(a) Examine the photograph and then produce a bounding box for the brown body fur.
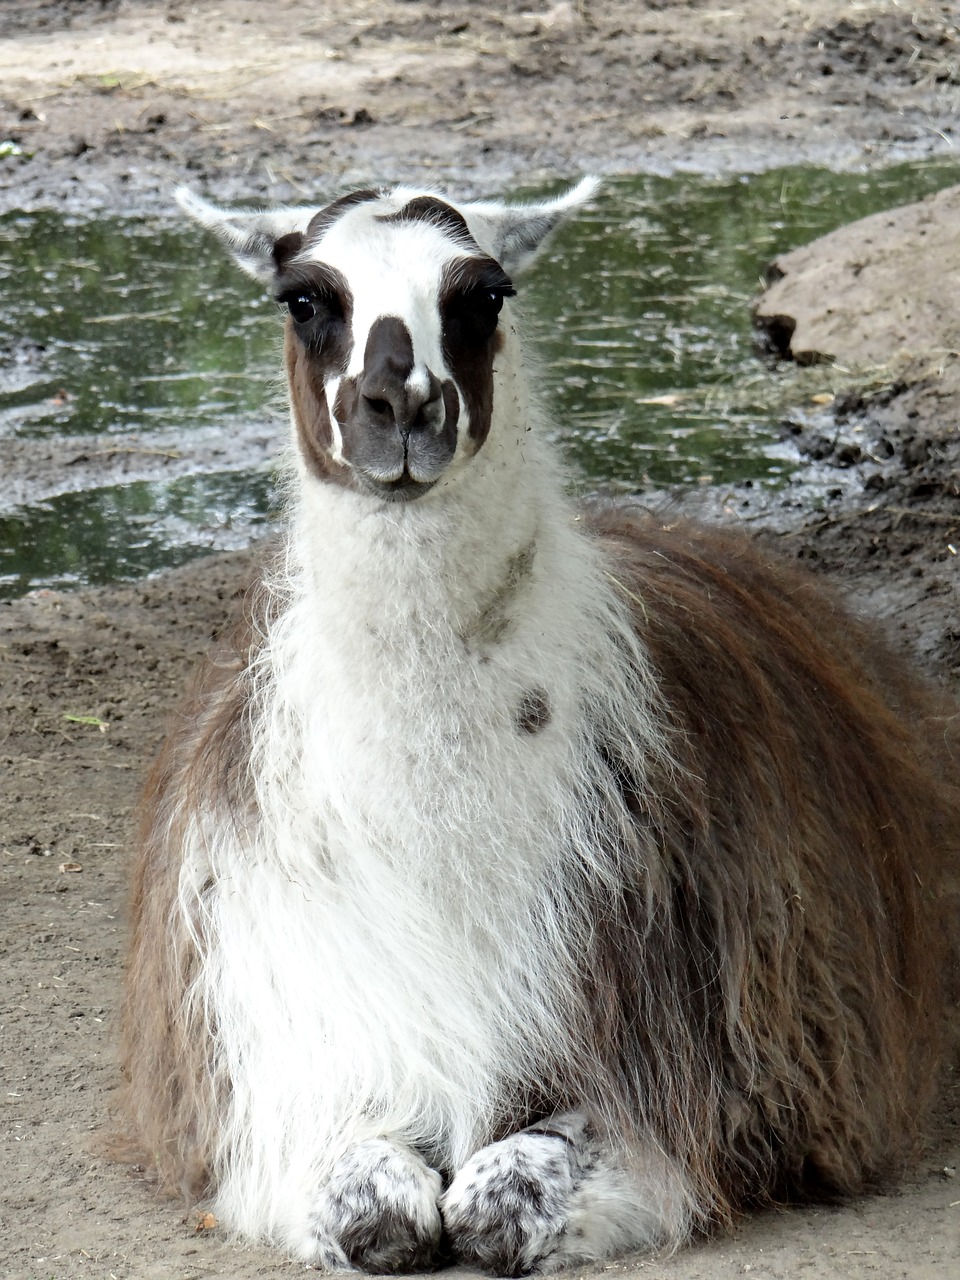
[578,508,956,1220]
[122,507,959,1231]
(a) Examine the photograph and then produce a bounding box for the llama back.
[580,505,956,1215]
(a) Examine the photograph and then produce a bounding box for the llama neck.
[250,425,670,900]
[287,417,568,648]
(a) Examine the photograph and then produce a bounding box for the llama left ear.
[464,177,601,273]
[176,188,318,285]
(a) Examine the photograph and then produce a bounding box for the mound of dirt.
[748,182,960,686]
[754,182,960,365]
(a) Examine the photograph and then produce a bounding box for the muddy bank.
[749,183,960,681]
[2,4,960,1279]
[755,181,960,365]
[0,1,959,213]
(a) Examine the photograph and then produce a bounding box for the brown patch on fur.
[283,325,350,487]
[278,262,355,486]
[377,195,481,252]
[304,188,380,246]
[569,506,960,1228]
[272,231,304,273]
[516,688,551,735]
[441,378,460,435]
[461,541,536,649]
[440,256,515,448]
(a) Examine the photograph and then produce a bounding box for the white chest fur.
[180,442,666,1239]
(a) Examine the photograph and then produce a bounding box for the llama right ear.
[465,177,601,273]
[176,188,317,285]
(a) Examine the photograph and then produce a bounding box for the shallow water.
[2,161,959,597]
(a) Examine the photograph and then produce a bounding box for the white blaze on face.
[313,213,458,393]
[324,375,346,463]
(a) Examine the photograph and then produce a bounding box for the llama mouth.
[358,470,439,503]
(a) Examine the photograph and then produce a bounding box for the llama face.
[178,178,599,500]
[275,191,516,499]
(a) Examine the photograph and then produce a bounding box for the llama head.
[178,179,598,501]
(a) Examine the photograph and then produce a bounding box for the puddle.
[0,471,277,596]
[2,161,959,598]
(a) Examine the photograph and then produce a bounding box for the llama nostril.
[365,397,393,419]
[413,392,443,431]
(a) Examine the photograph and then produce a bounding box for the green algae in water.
[0,210,278,438]
[2,160,959,597]
[525,160,960,487]
[0,471,276,597]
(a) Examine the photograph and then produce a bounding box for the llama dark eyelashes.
[281,290,345,326]
[122,179,959,1275]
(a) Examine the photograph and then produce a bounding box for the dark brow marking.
[274,262,352,309]
[376,196,482,252]
[443,255,516,297]
[304,189,381,246]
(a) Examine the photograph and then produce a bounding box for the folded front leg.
[440,1112,692,1276]
[297,1137,443,1273]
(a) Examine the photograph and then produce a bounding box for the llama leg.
[294,1137,443,1273]
[440,1112,692,1276]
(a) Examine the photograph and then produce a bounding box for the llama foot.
[441,1114,692,1276]
[440,1125,583,1276]
[307,1138,443,1273]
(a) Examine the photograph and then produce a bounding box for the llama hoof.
[308,1138,443,1274]
[441,1131,578,1276]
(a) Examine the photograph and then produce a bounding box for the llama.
[124,178,958,1276]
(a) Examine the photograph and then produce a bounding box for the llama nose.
[360,369,445,439]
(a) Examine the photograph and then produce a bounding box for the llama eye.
[279,288,344,326]
[448,286,514,341]
[286,293,318,325]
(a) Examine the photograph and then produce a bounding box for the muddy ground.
[2,2,960,1278]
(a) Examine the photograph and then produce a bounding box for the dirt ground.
[2,2,960,1278]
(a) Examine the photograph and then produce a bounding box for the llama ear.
[176,188,317,285]
[465,177,601,273]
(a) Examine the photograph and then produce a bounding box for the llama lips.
[361,469,437,502]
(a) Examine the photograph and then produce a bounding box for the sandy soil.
[1,0,959,211]
[1,3,960,1279]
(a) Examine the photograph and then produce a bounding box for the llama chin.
[122,179,959,1276]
